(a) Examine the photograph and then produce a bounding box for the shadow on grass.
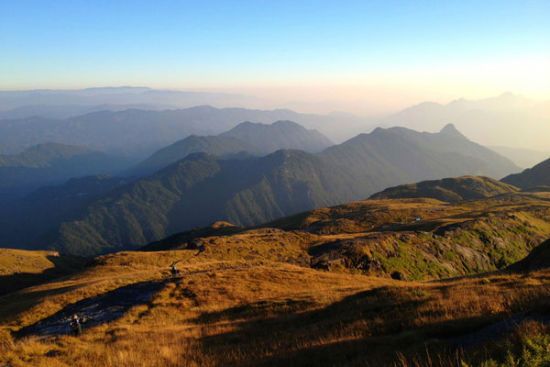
[15,280,166,338]
[193,286,545,367]
[0,255,88,296]
[0,283,84,324]
[196,299,317,324]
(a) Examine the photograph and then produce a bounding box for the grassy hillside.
[0,239,548,367]
[369,176,519,203]
[150,192,550,280]
[1,190,549,366]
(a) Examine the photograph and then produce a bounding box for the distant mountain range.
[502,158,550,190]
[132,120,333,175]
[0,103,171,120]
[384,93,550,151]
[2,123,519,256]
[0,106,368,157]
[0,143,130,200]
[0,87,251,112]
[2,89,547,155]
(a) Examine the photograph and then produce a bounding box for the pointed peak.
[371,126,386,134]
[439,123,462,136]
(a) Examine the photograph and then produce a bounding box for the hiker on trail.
[168,245,206,279]
[69,314,82,336]
[170,263,180,278]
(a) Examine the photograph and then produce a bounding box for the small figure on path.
[170,263,180,278]
[69,314,82,336]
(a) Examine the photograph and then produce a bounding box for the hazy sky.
[1,0,549,113]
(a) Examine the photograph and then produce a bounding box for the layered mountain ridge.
[132,120,333,175]
[17,123,520,256]
[0,143,129,200]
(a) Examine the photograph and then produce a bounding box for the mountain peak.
[439,123,462,136]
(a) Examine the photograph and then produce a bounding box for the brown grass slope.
[148,192,550,280]
[1,192,550,366]
[0,244,548,367]
[0,249,86,296]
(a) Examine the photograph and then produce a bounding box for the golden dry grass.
[0,246,548,366]
[0,248,86,296]
[1,193,550,366]
[0,249,63,276]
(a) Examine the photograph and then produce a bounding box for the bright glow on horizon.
[1,0,549,114]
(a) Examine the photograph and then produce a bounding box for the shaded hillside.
[507,238,550,272]
[369,176,518,202]
[52,151,351,255]
[0,175,128,247]
[502,158,550,190]
[0,143,130,200]
[131,135,257,175]
[0,143,92,167]
[132,120,332,175]
[319,125,518,197]
[18,125,522,256]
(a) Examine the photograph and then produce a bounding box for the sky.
[1,0,549,114]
